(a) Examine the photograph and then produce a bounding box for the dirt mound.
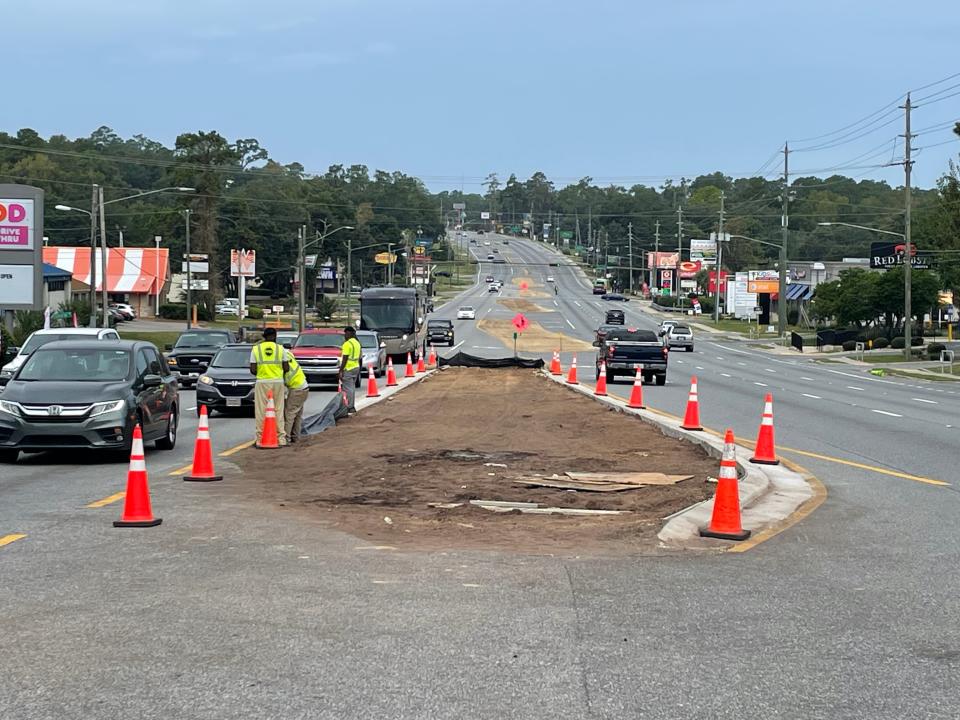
[233,368,717,554]
[498,299,548,313]
[476,318,594,352]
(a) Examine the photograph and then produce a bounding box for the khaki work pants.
[255,380,286,445]
[284,386,309,442]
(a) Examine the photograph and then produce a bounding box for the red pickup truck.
[291,328,359,388]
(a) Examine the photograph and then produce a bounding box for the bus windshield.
[361,299,416,333]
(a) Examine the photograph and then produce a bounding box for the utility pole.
[715,191,725,323]
[184,209,192,329]
[902,93,914,360]
[97,186,109,328]
[653,220,660,294]
[676,206,684,296]
[346,234,353,324]
[298,225,306,331]
[779,142,790,337]
[89,184,98,327]
[627,222,634,295]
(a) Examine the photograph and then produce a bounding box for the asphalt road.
[2,231,959,719]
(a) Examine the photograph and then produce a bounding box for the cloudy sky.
[9,0,959,188]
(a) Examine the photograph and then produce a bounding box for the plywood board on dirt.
[514,478,646,492]
[565,472,692,486]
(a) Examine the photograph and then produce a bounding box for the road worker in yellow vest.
[249,327,290,447]
[283,351,309,443]
[339,326,363,414]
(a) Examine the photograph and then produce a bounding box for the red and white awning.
[42,247,169,295]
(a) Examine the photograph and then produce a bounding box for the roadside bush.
[841,340,857,351]
[911,335,924,346]
[247,306,264,320]
[159,303,213,322]
[12,310,44,345]
[787,308,800,326]
[871,337,889,349]
[927,342,947,359]
[891,337,905,349]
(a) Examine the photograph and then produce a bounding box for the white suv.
[0,328,120,386]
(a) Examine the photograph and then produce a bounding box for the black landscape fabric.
[438,352,544,369]
[300,390,349,436]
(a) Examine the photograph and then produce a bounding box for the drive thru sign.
[512,313,529,332]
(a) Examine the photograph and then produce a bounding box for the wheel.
[687,346,694,352]
[656,374,667,386]
[155,408,178,450]
[0,449,18,463]
[606,370,614,384]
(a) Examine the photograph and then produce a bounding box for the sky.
[7,0,960,190]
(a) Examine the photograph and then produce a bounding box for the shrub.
[927,343,947,359]
[871,337,889,349]
[891,337,905,349]
[787,308,800,326]
[159,303,213,321]
[842,340,857,351]
[911,335,923,346]
[247,306,264,320]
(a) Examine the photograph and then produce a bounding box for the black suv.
[0,340,179,461]
[427,319,455,346]
[196,344,256,417]
[605,309,625,325]
[165,329,235,387]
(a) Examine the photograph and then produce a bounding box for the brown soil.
[497,298,549,314]
[233,368,718,555]
[476,318,594,352]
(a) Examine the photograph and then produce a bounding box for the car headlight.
[167,357,177,365]
[0,400,20,416]
[198,375,214,385]
[89,400,126,417]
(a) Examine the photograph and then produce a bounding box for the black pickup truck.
[594,327,668,386]
[165,329,236,387]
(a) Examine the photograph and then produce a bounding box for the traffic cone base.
[114,425,162,527]
[258,391,281,449]
[566,355,579,385]
[185,406,223,482]
[700,429,750,541]
[367,363,381,398]
[627,367,645,409]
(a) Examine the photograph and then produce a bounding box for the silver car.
[357,330,387,377]
[666,324,694,352]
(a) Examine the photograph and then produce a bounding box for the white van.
[0,328,120,386]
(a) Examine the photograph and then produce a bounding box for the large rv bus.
[358,287,428,360]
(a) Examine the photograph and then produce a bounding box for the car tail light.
[608,345,616,357]
[662,346,669,358]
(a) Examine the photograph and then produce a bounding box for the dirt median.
[233,368,718,554]
[476,318,594,352]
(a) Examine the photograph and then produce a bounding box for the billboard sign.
[647,251,680,269]
[660,269,673,288]
[374,252,397,265]
[748,269,780,294]
[230,249,256,277]
[0,264,34,304]
[870,241,931,269]
[690,238,717,266]
[480,211,490,220]
[729,271,758,318]
[452,203,466,211]
[678,260,702,279]
[0,199,34,249]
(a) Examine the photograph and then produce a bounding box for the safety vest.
[254,341,285,381]
[284,354,307,389]
[342,337,362,372]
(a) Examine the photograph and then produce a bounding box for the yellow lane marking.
[168,464,192,476]
[777,447,949,487]
[86,492,126,508]
[0,533,27,548]
[219,440,255,457]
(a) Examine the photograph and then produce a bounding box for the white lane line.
[825,367,898,385]
[802,393,822,399]
[710,343,752,356]
[695,366,704,370]
[185,405,196,411]
[871,409,902,418]
[448,341,464,352]
[846,385,864,391]
[753,382,768,387]
[676,360,685,364]
[553,300,559,307]
[764,368,776,373]
[737,362,747,366]
[715,356,724,361]
[720,372,732,378]
[574,301,583,308]
[564,317,576,330]
[913,398,938,404]
[801,376,815,381]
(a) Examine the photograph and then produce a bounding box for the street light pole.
[89,185,98,327]
[184,209,192,329]
[298,225,307,331]
[779,142,790,337]
[715,191,725,324]
[346,235,353,323]
[902,93,914,360]
[98,186,109,328]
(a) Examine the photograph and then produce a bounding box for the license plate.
[226,398,242,407]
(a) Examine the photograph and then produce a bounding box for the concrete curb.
[541,369,814,549]
[355,367,438,413]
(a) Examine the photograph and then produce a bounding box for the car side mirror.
[592,340,600,347]
[165,344,173,351]
[283,343,292,349]
[142,374,162,388]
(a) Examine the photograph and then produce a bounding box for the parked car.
[1,328,120,387]
[357,330,387,377]
[109,303,136,320]
[0,339,179,462]
[605,309,625,325]
[427,320,455,347]
[457,306,476,320]
[292,329,357,388]
[196,344,256,417]
[164,329,236,387]
[215,304,240,316]
[601,293,629,302]
[595,327,668,386]
[665,324,694,352]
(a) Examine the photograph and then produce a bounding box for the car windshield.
[175,332,230,348]
[357,334,379,349]
[672,326,692,335]
[460,307,474,312]
[606,329,658,342]
[295,334,343,348]
[429,321,452,328]
[212,348,253,368]
[19,348,131,381]
[21,333,100,354]
[360,299,416,333]
[277,334,298,345]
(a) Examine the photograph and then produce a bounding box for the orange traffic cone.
[627,366,645,409]
[258,390,281,449]
[750,393,780,465]
[594,361,608,396]
[549,350,562,376]
[428,345,437,366]
[386,357,398,387]
[700,429,751,540]
[366,363,380,398]
[680,376,703,431]
[566,354,579,385]
[113,424,162,527]
[184,405,223,482]
[405,352,415,378]
[416,349,426,374]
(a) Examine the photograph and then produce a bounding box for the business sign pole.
[0,185,44,334]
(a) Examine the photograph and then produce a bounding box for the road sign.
[374,252,397,265]
[453,203,466,211]
[512,313,529,332]
[272,305,284,313]
[230,249,256,277]
[182,261,209,273]
[480,212,490,220]
[304,255,318,269]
